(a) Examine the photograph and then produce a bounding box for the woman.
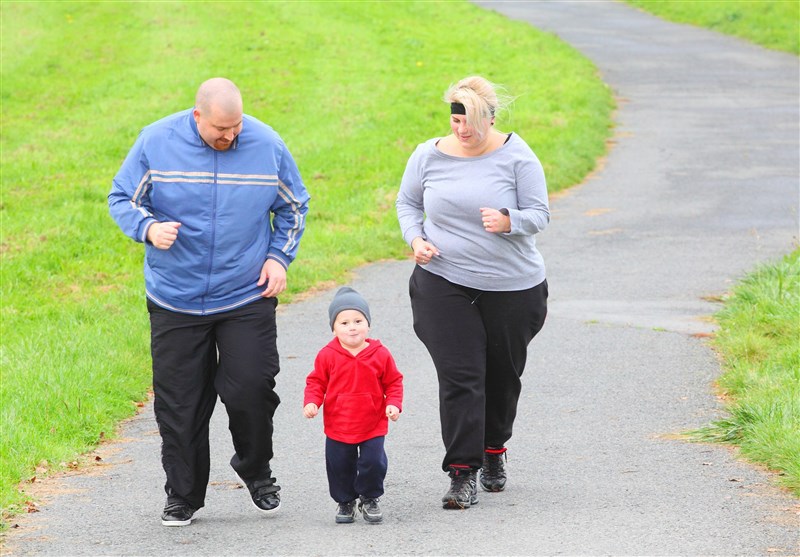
[396,76,549,510]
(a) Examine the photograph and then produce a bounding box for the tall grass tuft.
[691,250,800,495]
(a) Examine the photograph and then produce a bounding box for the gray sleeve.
[506,147,550,236]
[396,144,426,246]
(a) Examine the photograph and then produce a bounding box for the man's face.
[193,105,242,151]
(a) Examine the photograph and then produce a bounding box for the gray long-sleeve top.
[396,133,549,291]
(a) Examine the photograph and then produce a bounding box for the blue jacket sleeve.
[267,141,310,268]
[108,133,156,243]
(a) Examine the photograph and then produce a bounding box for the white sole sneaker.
[161,516,193,527]
[161,507,197,527]
[234,472,281,515]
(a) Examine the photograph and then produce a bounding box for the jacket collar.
[187,108,239,150]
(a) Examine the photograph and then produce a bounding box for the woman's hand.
[411,237,439,265]
[480,207,511,233]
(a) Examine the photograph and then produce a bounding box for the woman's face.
[450,114,490,149]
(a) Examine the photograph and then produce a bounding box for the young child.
[303,287,404,524]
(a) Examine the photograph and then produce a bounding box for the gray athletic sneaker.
[442,466,478,509]
[358,497,383,524]
[480,447,508,492]
[335,500,357,523]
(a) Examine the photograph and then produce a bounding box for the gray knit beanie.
[328,287,371,330]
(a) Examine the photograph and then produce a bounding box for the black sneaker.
[442,466,478,509]
[358,497,383,524]
[335,500,357,523]
[235,472,281,515]
[480,447,507,492]
[161,501,196,527]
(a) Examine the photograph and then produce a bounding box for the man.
[109,78,309,527]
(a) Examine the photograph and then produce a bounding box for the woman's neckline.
[434,132,513,160]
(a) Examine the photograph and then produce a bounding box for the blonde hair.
[444,76,512,138]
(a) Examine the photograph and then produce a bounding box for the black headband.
[450,102,495,117]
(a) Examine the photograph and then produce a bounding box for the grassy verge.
[624,0,799,55]
[691,250,800,495]
[0,1,614,519]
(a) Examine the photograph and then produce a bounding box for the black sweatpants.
[147,297,281,509]
[409,266,547,471]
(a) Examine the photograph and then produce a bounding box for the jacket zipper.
[203,151,218,313]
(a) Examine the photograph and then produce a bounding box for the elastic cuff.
[266,252,289,269]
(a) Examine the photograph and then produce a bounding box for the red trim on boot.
[484,447,507,455]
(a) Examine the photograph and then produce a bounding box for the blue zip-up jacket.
[109,108,310,315]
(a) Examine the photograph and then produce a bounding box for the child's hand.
[386,405,400,421]
[304,403,318,418]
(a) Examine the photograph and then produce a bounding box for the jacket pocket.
[331,393,380,435]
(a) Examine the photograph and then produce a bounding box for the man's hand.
[147,222,182,249]
[258,259,287,298]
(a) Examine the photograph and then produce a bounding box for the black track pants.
[409,266,547,471]
[147,297,281,509]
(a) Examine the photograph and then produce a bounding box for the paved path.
[5,2,799,555]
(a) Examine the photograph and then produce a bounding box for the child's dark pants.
[325,436,388,503]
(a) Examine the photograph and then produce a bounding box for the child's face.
[332,309,369,352]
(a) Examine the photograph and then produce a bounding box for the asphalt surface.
[5,1,799,556]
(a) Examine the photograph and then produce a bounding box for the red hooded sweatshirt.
[304,338,404,444]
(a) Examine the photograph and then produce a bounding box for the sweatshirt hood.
[324,337,383,358]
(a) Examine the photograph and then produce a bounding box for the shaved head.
[195,77,243,116]
[193,78,244,150]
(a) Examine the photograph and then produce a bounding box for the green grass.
[0,1,613,518]
[691,250,800,496]
[625,0,800,54]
